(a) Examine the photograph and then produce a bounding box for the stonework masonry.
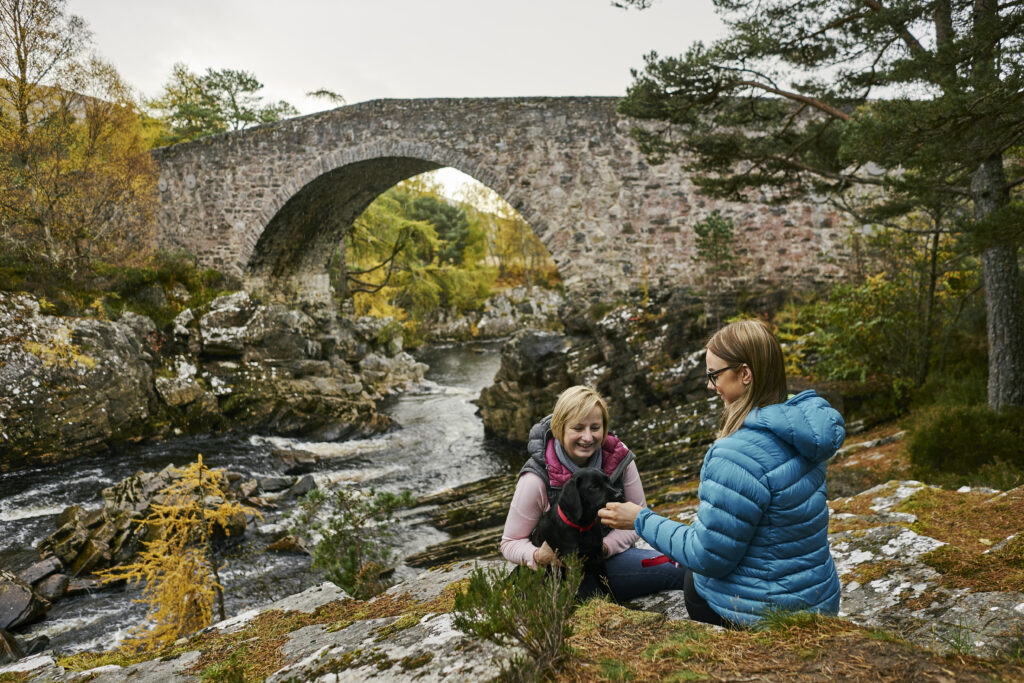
[153,97,851,305]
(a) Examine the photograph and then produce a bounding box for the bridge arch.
[241,143,555,304]
[153,98,849,309]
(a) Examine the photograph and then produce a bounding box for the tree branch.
[346,229,413,293]
[860,0,929,57]
[733,80,850,121]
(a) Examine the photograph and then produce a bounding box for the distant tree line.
[0,0,155,273]
[0,0,311,278]
[339,173,559,339]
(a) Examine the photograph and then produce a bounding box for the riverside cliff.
[0,291,424,472]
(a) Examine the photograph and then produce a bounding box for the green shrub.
[908,405,1024,485]
[289,486,415,600]
[452,560,583,683]
[911,371,987,409]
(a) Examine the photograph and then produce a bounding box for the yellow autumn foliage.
[99,455,260,653]
[23,326,96,369]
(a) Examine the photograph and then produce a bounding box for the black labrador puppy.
[530,468,625,581]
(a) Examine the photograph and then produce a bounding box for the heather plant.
[99,455,258,652]
[452,559,583,682]
[289,486,415,600]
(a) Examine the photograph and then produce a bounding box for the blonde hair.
[707,319,788,439]
[550,385,610,445]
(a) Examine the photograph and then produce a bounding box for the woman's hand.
[533,541,562,568]
[598,501,642,530]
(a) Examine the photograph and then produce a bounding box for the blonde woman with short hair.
[500,385,686,599]
[600,319,845,626]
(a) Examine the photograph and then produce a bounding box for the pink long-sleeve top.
[500,461,646,568]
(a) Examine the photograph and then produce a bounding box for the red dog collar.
[557,505,596,532]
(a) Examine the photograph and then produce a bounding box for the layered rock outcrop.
[477,290,717,451]
[417,286,565,341]
[0,294,158,469]
[0,291,427,471]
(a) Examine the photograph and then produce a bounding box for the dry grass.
[58,588,435,680]
[841,559,904,587]
[186,591,424,680]
[559,602,1024,682]
[897,486,1024,593]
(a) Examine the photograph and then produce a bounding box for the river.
[0,341,519,655]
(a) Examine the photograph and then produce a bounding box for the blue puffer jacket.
[634,390,844,625]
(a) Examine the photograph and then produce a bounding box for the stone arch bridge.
[153,97,847,307]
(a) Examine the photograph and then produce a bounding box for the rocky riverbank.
[0,291,427,472]
[415,285,565,342]
[475,288,862,459]
[477,290,737,450]
[0,456,323,652]
[0,285,567,474]
[4,474,1023,680]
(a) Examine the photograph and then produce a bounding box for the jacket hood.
[742,390,845,464]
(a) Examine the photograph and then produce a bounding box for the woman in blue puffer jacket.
[598,319,844,626]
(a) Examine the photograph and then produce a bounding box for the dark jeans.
[577,547,686,601]
[683,567,726,627]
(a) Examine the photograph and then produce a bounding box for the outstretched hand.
[598,501,642,530]
[533,541,562,568]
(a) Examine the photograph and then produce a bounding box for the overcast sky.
[66,0,725,115]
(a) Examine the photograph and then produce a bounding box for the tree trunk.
[915,228,940,387]
[971,155,1024,409]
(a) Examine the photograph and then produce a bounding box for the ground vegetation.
[288,486,415,600]
[97,455,258,653]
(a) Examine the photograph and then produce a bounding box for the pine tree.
[618,0,1024,409]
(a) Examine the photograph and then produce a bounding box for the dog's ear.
[558,477,583,520]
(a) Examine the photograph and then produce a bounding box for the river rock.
[271,448,317,475]
[37,463,252,583]
[154,376,204,407]
[198,291,259,356]
[238,478,260,499]
[0,571,48,631]
[259,475,296,492]
[34,575,69,603]
[68,538,111,577]
[476,329,572,441]
[17,558,62,587]
[285,474,317,499]
[0,629,23,666]
[358,351,427,397]
[417,286,566,341]
[64,577,101,598]
[0,293,158,469]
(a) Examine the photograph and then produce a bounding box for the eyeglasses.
[706,365,739,387]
